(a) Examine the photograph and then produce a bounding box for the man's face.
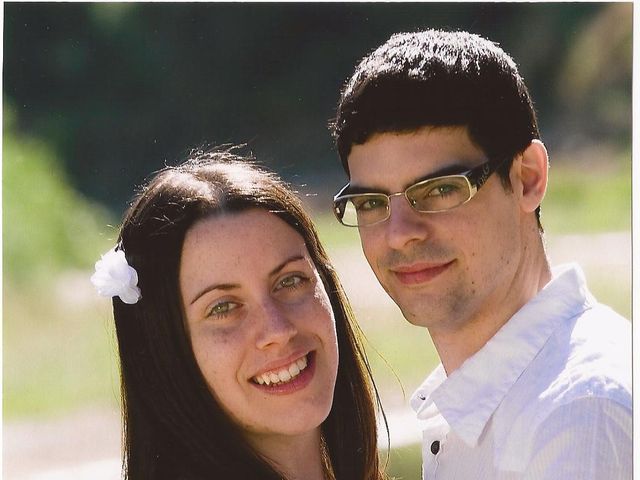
[347,126,526,334]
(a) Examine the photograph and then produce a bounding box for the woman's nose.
[254,300,298,349]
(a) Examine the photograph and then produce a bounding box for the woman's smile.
[180,209,339,439]
[251,351,309,386]
[251,352,316,394]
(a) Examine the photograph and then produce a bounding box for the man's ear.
[513,140,548,213]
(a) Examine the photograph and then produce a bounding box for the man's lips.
[391,260,454,285]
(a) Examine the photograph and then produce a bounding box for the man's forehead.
[347,152,485,193]
[346,127,486,187]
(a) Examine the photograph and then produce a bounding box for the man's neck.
[431,246,552,375]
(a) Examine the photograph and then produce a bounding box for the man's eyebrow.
[347,162,472,194]
[188,254,306,305]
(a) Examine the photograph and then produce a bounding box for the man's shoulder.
[494,394,632,473]
[491,303,631,471]
[497,301,631,434]
[550,302,631,402]
[548,302,625,390]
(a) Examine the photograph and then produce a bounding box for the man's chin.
[394,297,437,328]
[389,290,457,328]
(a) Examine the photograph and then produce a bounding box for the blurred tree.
[556,3,632,151]
[3,105,113,284]
[3,2,630,212]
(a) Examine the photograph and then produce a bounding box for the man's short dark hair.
[331,29,540,183]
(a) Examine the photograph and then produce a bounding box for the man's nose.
[384,194,431,250]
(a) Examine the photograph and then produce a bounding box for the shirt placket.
[421,414,449,479]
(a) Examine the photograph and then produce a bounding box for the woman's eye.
[276,274,307,291]
[207,301,239,318]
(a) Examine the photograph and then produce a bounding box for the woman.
[91,148,385,479]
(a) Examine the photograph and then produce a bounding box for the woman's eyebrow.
[269,254,305,277]
[189,282,239,306]
[189,254,306,305]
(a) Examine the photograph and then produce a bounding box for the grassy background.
[3,129,631,478]
[3,126,119,417]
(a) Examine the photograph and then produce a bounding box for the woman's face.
[179,209,339,444]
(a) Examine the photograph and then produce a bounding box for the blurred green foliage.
[3,106,115,284]
[543,155,631,234]
[3,113,118,418]
[3,3,632,212]
[2,5,631,477]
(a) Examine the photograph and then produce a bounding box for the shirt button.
[418,394,426,401]
[430,440,440,455]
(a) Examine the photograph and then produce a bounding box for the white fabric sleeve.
[524,397,632,480]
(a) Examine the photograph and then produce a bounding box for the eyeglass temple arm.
[333,183,351,201]
[468,157,508,189]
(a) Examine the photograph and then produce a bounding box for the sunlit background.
[3,3,631,479]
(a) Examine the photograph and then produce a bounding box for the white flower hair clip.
[91,247,142,305]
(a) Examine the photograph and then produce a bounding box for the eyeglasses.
[333,159,502,227]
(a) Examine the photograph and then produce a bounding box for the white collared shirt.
[410,264,631,479]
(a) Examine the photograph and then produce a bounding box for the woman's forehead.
[179,210,312,288]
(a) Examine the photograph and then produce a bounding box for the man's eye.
[354,197,386,211]
[427,184,459,197]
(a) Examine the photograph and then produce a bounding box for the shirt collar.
[411,263,595,447]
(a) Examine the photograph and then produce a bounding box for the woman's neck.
[249,428,328,480]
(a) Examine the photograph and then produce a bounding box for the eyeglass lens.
[340,176,472,226]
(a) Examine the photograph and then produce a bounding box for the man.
[330,30,631,479]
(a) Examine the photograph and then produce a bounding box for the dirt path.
[4,407,121,480]
[4,232,631,479]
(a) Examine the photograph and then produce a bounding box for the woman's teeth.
[253,355,308,386]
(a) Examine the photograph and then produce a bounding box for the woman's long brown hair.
[112,148,386,479]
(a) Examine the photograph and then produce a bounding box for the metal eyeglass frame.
[332,158,505,227]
